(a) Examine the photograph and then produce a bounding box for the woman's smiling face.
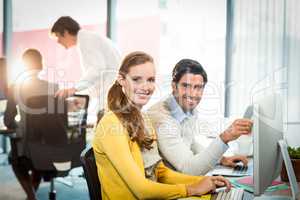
[119,61,156,108]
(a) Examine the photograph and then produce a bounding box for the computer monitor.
[0,58,8,100]
[253,93,299,200]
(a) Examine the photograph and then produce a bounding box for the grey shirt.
[4,73,58,156]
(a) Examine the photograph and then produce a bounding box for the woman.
[92,51,231,199]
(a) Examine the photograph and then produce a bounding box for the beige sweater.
[147,95,228,175]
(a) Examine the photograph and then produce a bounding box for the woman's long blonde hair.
[107,51,154,150]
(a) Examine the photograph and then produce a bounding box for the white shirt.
[75,30,121,110]
[148,95,228,176]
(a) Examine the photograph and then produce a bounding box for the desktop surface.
[178,183,299,200]
[210,181,300,200]
[206,154,299,199]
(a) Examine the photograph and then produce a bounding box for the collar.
[16,70,41,81]
[25,70,42,79]
[166,94,197,123]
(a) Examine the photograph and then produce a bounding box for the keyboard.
[233,165,249,175]
[216,188,244,200]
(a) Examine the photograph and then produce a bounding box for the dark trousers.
[8,139,42,200]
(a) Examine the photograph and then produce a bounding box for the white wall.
[228,0,300,147]
[286,0,300,147]
[153,0,226,119]
[12,0,107,31]
[117,0,158,19]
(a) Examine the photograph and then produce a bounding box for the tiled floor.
[0,158,89,200]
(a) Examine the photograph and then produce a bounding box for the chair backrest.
[24,95,89,171]
[80,146,102,200]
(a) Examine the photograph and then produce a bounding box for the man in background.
[0,57,7,100]
[4,49,58,200]
[50,16,121,113]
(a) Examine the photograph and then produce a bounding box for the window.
[0,1,3,57]
[116,0,227,120]
[9,0,107,85]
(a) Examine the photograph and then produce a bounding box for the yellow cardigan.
[92,111,204,200]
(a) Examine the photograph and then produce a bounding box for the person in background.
[0,57,8,99]
[4,49,58,200]
[148,59,252,176]
[92,51,231,200]
[50,16,121,113]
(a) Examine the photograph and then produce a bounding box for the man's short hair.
[22,49,43,70]
[51,16,80,36]
[172,59,208,85]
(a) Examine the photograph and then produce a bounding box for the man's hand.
[55,88,77,98]
[220,119,253,143]
[220,155,248,168]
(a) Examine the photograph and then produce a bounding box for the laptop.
[210,161,253,177]
[210,106,254,177]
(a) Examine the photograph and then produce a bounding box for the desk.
[197,137,300,200]
[0,128,16,135]
[0,128,16,165]
[0,128,16,149]
[210,178,300,200]
[262,182,300,199]
[181,183,300,200]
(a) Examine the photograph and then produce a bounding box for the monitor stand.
[254,140,299,200]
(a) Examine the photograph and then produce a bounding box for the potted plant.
[281,146,300,182]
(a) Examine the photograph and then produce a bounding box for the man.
[50,16,121,111]
[4,49,58,200]
[148,59,252,176]
[0,57,7,99]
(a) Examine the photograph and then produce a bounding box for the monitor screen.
[253,93,284,196]
[0,58,8,100]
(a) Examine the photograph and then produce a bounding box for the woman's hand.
[186,176,231,196]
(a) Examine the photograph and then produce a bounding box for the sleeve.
[92,114,188,200]
[4,85,18,129]
[74,51,105,91]
[156,117,228,176]
[75,36,121,92]
[156,161,203,184]
[191,137,229,168]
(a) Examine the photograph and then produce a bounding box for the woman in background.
[92,51,231,199]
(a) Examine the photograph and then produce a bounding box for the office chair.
[80,146,102,200]
[24,94,89,200]
[80,109,104,200]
